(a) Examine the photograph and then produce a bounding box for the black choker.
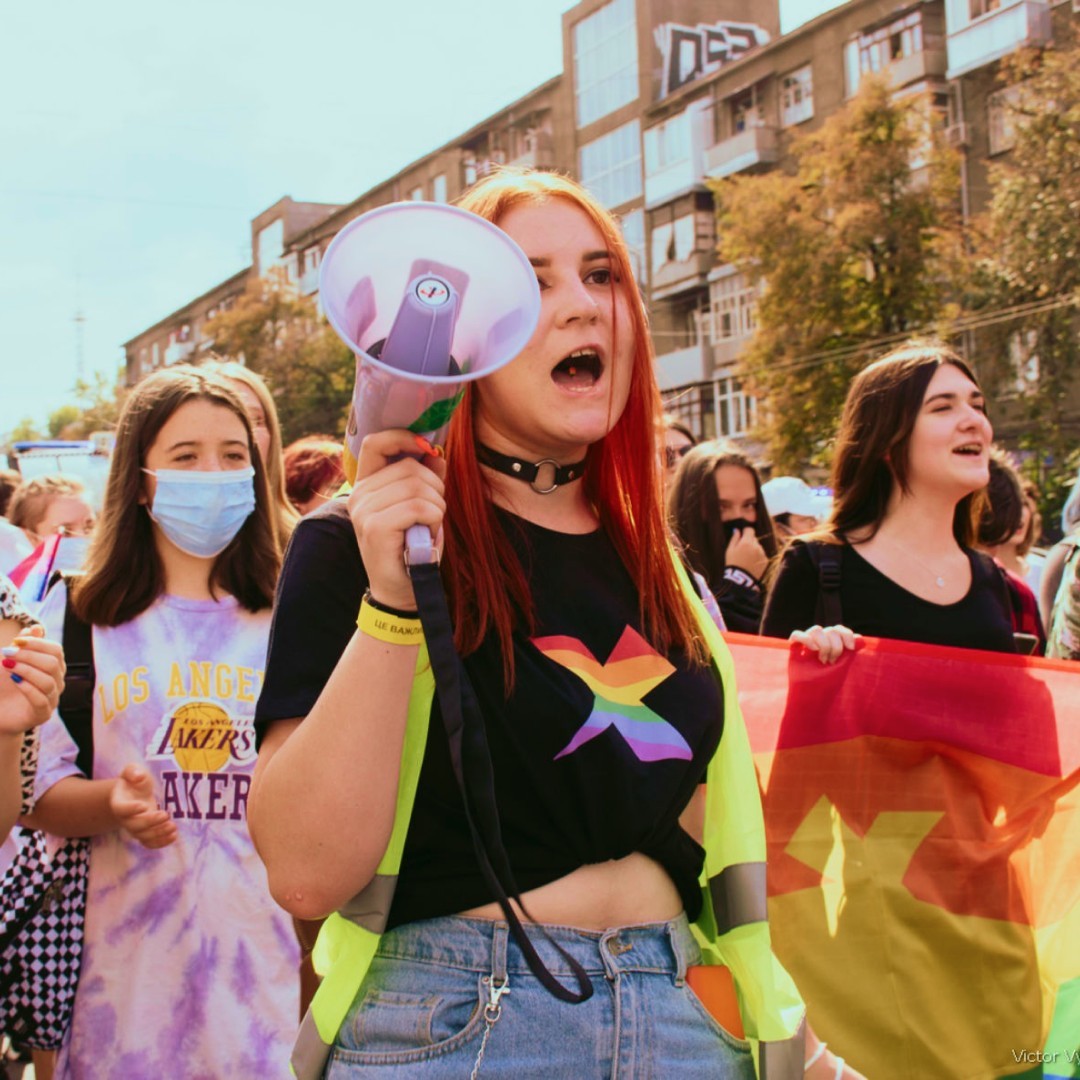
[476,444,587,494]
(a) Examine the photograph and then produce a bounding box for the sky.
[0,0,837,437]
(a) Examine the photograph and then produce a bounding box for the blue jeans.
[326,913,754,1078]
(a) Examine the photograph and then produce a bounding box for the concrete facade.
[123,0,1076,445]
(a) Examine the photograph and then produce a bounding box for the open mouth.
[551,349,603,391]
[952,443,984,457]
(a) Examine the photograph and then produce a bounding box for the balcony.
[946,0,1051,79]
[654,343,709,390]
[164,340,195,365]
[651,252,714,301]
[705,125,779,179]
[509,132,555,171]
[887,46,948,87]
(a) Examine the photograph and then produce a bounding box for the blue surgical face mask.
[143,467,256,558]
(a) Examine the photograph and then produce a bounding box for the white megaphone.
[320,201,541,565]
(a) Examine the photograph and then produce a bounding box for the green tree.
[5,418,43,443]
[47,405,81,438]
[972,35,1080,530]
[43,370,125,440]
[203,270,354,443]
[711,76,967,470]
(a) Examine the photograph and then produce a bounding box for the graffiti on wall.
[655,21,771,98]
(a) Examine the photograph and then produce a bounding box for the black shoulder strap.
[805,541,843,627]
[53,572,96,778]
[410,561,593,1005]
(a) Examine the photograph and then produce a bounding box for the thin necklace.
[878,532,954,588]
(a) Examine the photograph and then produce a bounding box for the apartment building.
[124,0,1075,443]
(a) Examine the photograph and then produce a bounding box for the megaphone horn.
[320,201,541,564]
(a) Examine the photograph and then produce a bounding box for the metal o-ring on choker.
[476,444,587,494]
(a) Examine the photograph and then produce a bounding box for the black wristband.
[363,589,420,619]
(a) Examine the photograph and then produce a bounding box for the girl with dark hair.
[661,414,697,478]
[249,171,806,1079]
[761,342,1015,659]
[23,365,298,1078]
[668,440,779,633]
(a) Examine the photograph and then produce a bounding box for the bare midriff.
[457,852,683,930]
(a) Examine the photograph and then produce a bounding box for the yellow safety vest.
[290,559,806,1079]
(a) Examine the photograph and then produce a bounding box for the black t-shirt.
[255,500,723,925]
[760,539,1017,653]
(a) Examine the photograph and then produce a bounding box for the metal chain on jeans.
[470,975,511,1080]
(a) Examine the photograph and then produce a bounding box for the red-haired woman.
[249,171,807,1079]
[282,435,346,515]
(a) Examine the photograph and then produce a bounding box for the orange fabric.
[686,965,744,1039]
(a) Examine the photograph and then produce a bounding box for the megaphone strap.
[409,560,594,1006]
[477,444,587,495]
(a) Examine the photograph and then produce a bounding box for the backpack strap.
[805,541,843,627]
[53,572,95,779]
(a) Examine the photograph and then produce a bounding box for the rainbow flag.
[726,633,1080,1080]
[8,534,90,607]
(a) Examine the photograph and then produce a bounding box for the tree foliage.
[971,33,1080,530]
[46,371,126,439]
[202,269,354,444]
[711,76,967,469]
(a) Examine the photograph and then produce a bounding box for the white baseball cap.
[762,476,831,519]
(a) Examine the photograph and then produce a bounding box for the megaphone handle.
[405,523,437,568]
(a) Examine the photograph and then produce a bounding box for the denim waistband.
[374,913,701,984]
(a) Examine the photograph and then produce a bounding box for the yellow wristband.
[357,598,424,645]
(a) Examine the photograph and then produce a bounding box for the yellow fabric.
[305,561,803,1075]
[356,599,425,646]
[672,556,806,1064]
[306,644,432,1045]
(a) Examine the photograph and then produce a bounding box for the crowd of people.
[1,167,1078,1080]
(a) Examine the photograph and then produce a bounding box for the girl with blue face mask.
[22,366,300,1079]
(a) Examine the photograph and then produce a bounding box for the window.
[708,274,757,343]
[781,65,814,127]
[858,11,924,75]
[573,0,638,128]
[579,119,642,208]
[731,86,765,134]
[463,156,477,187]
[408,186,424,201]
[987,85,1021,155]
[619,208,646,280]
[716,372,757,436]
[432,173,448,203]
[305,247,322,273]
[644,112,690,176]
[651,215,695,274]
[970,0,1002,17]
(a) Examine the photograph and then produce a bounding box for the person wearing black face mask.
[668,440,780,634]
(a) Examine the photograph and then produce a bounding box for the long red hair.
[445,169,706,678]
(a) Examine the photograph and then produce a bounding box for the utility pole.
[74,309,86,383]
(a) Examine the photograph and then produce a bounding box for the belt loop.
[668,918,692,986]
[491,921,509,985]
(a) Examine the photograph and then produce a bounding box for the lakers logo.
[150,701,256,773]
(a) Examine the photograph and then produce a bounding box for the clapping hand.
[110,763,178,849]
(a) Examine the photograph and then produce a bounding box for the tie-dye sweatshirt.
[34,584,299,1079]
